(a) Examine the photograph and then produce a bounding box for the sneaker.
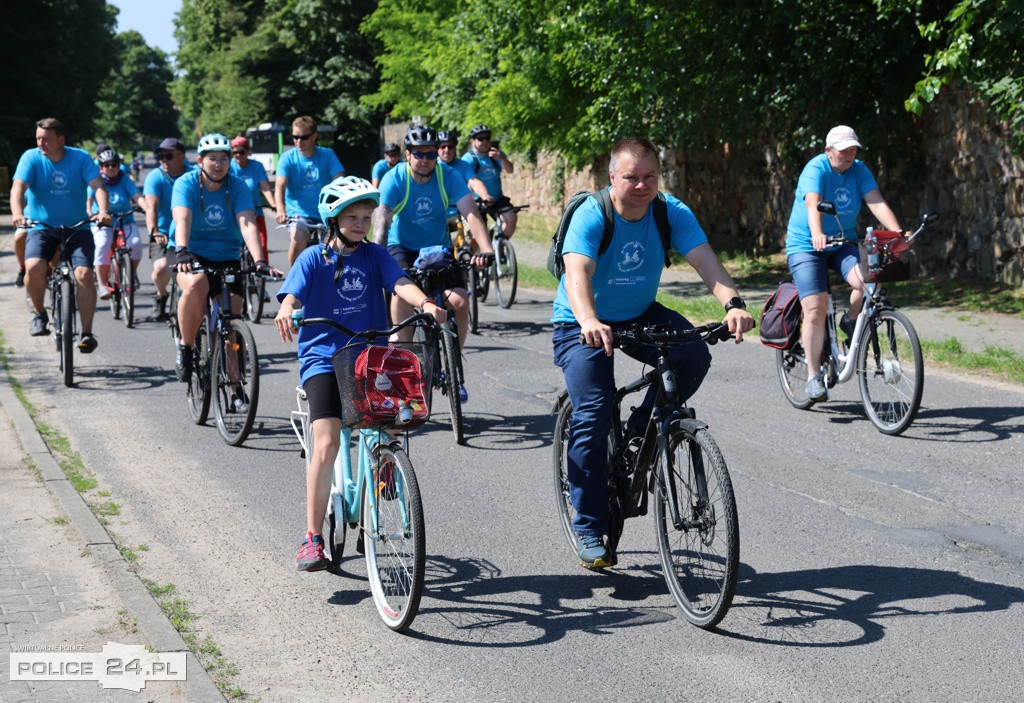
[175,344,193,382]
[296,532,329,572]
[97,284,112,300]
[458,385,469,403]
[806,374,827,402]
[154,295,169,322]
[839,314,856,340]
[575,532,611,570]
[15,269,25,287]
[29,311,49,337]
[77,333,98,354]
[230,388,249,414]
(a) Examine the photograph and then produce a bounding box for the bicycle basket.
[860,230,911,283]
[332,339,434,429]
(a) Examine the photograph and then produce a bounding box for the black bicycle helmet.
[468,124,491,139]
[404,125,439,148]
[437,130,457,145]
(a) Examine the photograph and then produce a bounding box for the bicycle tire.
[168,280,181,346]
[776,343,814,410]
[60,278,75,388]
[109,262,122,320]
[363,443,425,632]
[212,319,260,446]
[856,309,923,436]
[242,250,265,323]
[492,237,517,309]
[440,324,465,445]
[460,254,480,335]
[119,251,135,328]
[187,322,211,424]
[655,425,739,629]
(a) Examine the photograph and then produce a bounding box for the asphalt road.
[1,221,1022,702]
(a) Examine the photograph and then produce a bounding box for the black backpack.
[758,282,802,349]
[546,189,671,280]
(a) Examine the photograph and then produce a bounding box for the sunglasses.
[473,135,491,141]
[157,152,176,161]
[292,132,315,141]
[232,149,246,155]
[100,161,119,167]
[410,150,438,160]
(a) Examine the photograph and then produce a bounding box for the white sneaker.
[97,284,112,300]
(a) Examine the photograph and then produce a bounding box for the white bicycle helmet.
[197,133,231,155]
[97,149,118,164]
[318,176,380,222]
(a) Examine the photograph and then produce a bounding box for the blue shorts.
[25,228,95,269]
[788,244,859,299]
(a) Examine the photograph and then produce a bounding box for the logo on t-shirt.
[336,266,368,302]
[303,162,320,184]
[834,187,853,213]
[414,197,432,217]
[110,191,126,208]
[205,205,226,227]
[51,170,68,190]
[617,242,645,273]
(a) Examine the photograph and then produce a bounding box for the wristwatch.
[724,296,746,313]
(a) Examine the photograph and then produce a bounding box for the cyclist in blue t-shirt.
[274,115,346,266]
[274,176,446,571]
[10,118,111,349]
[462,124,517,238]
[230,135,277,265]
[171,134,282,382]
[370,143,401,188]
[87,150,147,300]
[145,137,194,321]
[785,125,902,402]
[552,137,753,570]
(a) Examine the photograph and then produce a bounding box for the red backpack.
[350,345,429,428]
[759,282,801,350]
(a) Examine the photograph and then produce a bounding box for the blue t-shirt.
[445,159,476,215]
[785,153,879,255]
[460,151,503,199]
[14,146,98,228]
[551,191,708,323]
[277,145,344,218]
[379,163,471,250]
[87,176,139,216]
[230,159,270,215]
[171,170,255,261]
[277,243,407,384]
[371,158,399,181]
[144,163,195,245]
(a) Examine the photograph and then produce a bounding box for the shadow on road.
[795,401,1024,442]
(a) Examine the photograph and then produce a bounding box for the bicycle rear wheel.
[212,320,260,446]
[461,255,480,335]
[440,324,464,445]
[491,237,517,309]
[59,279,75,388]
[776,344,814,410]
[363,443,425,632]
[119,252,135,328]
[655,425,739,629]
[856,309,923,435]
[187,323,211,424]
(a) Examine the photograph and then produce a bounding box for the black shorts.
[188,254,245,299]
[387,245,465,292]
[304,372,343,423]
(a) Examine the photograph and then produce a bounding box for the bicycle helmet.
[197,133,231,155]
[468,124,491,139]
[437,130,457,145]
[404,125,439,148]
[97,150,118,165]
[317,176,380,222]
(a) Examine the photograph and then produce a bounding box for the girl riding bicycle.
[273,176,446,572]
[88,150,147,300]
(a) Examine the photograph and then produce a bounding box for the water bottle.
[865,227,880,276]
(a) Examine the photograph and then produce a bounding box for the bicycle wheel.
[776,344,814,410]
[59,279,75,388]
[212,319,260,446]
[856,309,923,435]
[119,252,135,328]
[243,255,265,323]
[552,398,580,555]
[491,237,518,309]
[108,261,122,320]
[168,280,181,346]
[363,442,425,632]
[187,322,211,424]
[655,425,739,629]
[461,258,480,335]
[440,324,464,445]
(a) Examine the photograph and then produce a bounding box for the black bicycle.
[480,202,528,309]
[25,218,93,387]
[106,206,145,328]
[552,322,740,629]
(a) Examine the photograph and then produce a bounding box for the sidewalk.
[0,372,224,701]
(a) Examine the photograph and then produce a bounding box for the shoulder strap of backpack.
[436,163,448,209]
[393,163,413,216]
[652,193,672,268]
[594,188,616,257]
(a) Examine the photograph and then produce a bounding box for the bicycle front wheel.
[440,325,464,445]
[212,320,260,446]
[109,264,122,321]
[59,279,75,388]
[776,344,814,410]
[244,271,265,323]
[119,252,135,328]
[856,309,923,435]
[363,443,425,632]
[187,323,211,424]
[462,259,480,335]
[492,238,517,309]
[655,426,739,629]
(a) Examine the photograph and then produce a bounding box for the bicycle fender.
[670,417,708,436]
[552,389,569,414]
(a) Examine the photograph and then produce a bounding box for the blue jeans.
[552,302,711,536]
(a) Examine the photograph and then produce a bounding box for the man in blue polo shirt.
[10,117,110,349]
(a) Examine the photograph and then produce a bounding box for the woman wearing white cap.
[784,125,902,402]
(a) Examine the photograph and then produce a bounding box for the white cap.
[826,125,862,150]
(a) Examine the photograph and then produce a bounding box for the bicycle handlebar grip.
[291,310,305,327]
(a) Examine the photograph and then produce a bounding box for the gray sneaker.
[806,374,827,402]
[29,311,49,337]
[575,532,611,570]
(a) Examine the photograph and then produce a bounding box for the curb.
[0,371,226,702]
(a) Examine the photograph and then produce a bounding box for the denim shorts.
[25,228,95,268]
[788,243,859,298]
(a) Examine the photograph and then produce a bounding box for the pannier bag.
[759,282,801,349]
[335,344,430,429]
[861,229,911,283]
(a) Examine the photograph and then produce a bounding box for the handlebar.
[23,218,94,231]
[294,312,439,341]
[170,263,282,280]
[580,322,733,348]
[817,201,938,245]
[481,202,530,217]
